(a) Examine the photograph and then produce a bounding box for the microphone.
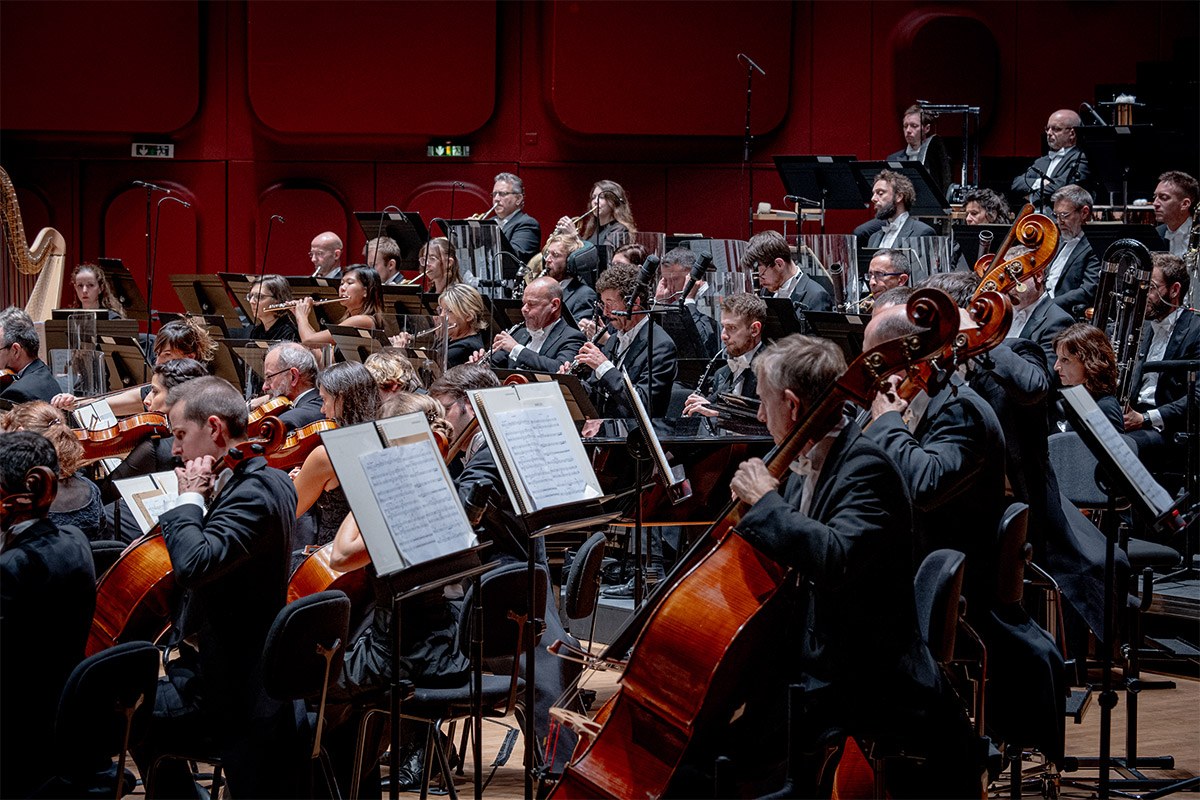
[158,196,190,209]
[134,180,171,194]
[737,53,765,76]
[784,194,818,205]
[680,253,712,303]
[270,214,285,224]
[1080,102,1106,126]
[627,254,660,310]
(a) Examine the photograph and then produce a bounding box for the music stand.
[226,339,272,397]
[43,319,138,355]
[953,223,1012,267]
[328,325,390,364]
[168,274,243,327]
[381,284,434,318]
[654,304,705,360]
[355,211,429,271]
[853,159,951,217]
[803,310,871,360]
[773,155,867,233]
[218,272,259,320]
[491,370,600,421]
[97,258,148,320]
[760,297,808,344]
[156,312,231,339]
[96,336,150,392]
[207,339,242,387]
[485,297,525,335]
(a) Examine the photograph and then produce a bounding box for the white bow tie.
[727,354,750,374]
[881,219,901,234]
[1151,317,1172,337]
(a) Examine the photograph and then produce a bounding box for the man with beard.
[252,342,324,430]
[683,292,767,416]
[866,170,937,248]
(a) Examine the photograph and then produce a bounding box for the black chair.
[562,531,608,648]
[38,640,159,799]
[89,539,128,579]
[152,591,351,798]
[350,562,545,800]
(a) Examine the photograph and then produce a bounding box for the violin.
[0,368,15,391]
[262,418,338,471]
[549,289,960,800]
[246,395,292,435]
[74,412,170,462]
[86,433,282,656]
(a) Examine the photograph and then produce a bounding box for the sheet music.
[113,471,179,535]
[496,406,600,510]
[1083,408,1174,513]
[359,437,476,565]
[73,399,124,472]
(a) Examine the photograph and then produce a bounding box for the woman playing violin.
[70,262,126,319]
[417,237,462,296]
[1,401,103,541]
[294,266,385,349]
[242,274,299,342]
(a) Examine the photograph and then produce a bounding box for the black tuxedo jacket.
[1050,235,1101,312]
[763,273,834,329]
[1019,295,1075,368]
[1,358,61,403]
[587,321,677,417]
[0,517,96,797]
[866,216,937,248]
[1011,149,1091,209]
[278,388,325,430]
[707,345,762,402]
[499,209,542,265]
[737,422,955,743]
[1129,309,1200,433]
[490,317,585,372]
[447,333,486,369]
[887,134,953,199]
[560,278,599,326]
[157,456,296,729]
[866,375,1007,615]
[244,314,299,343]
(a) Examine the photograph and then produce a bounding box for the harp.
[1,166,67,323]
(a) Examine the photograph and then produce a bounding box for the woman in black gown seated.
[1053,322,1123,433]
[436,283,489,368]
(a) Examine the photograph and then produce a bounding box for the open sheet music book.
[321,412,478,579]
[468,381,605,516]
[619,369,691,504]
[113,471,179,535]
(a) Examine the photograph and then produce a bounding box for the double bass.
[549,289,961,799]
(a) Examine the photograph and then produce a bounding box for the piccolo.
[265,297,345,311]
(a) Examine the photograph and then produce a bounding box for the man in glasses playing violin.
[256,342,324,431]
[131,376,305,798]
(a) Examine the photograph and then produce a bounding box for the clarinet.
[568,305,608,379]
[695,346,727,395]
[479,322,525,363]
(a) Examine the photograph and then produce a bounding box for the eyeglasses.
[1053,210,1079,222]
[245,293,275,303]
[261,367,292,382]
[1045,125,1074,132]
[867,271,905,280]
[492,190,518,197]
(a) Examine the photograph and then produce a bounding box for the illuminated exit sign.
[132,143,175,159]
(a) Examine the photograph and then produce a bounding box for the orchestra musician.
[683,293,766,417]
[611,241,648,269]
[2,401,103,541]
[565,262,678,417]
[101,358,209,542]
[253,342,324,430]
[438,283,488,368]
[364,350,423,401]
[241,274,299,342]
[962,188,1013,225]
[1011,109,1091,212]
[888,104,953,200]
[866,248,914,301]
[70,262,126,318]
[475,276,585,372]
[542,233,599,326]
[1123,253,1200,468]
[1003,247,1075,368]
[293,265,385,349]
[724,335,983,797]
[323,390,470,795]
[0,307,62,404]
[288,361,378,565]
[745,230,832,317]
[1053,323,1125,433]
[417,236,463,295]
[51,316,218,417]
[867,169,937,247]
[364,236,404,284]
[1153,170,1197,259]
[656,247,720,357]
[492,172,541,265]
[130,376,305,798]
[1,431,97,799]
[554,179,637,249]
[1045,184,1101,315]
[310,231,344,279]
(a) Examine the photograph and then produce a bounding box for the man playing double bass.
[131,376,305,798]
[722,335,982,798]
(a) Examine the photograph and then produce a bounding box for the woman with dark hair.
[555,179,638,248]
[1,401,103,540]
[611,242,648,268]
[243,274,299,342]
[289,362,379,562]
[1053,323,1123,432]
[71,262,126,318]
[417,237,462,296]
[294,266,386,348]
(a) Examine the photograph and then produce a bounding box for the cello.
[86,425,286,655]
[549,288,961,799]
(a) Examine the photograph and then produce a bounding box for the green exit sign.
[132,143,174,159]
[427,143,470,158]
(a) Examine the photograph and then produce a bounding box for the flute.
[265,297,345,312]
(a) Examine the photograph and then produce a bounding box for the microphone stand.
[145,195,191,381]
[136,181,170,363]
[738,54,765,239]
[251,214,285,330]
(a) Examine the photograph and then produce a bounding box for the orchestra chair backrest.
[90,540,128,580]
[1048,430,1138,509]
[461,561,548,663]
[563,531,607,622]
[47,640,159,797]
[262,589,350,704]
[914,548,966,665]
[996,502,1030,607]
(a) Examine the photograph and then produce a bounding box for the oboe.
[695,346,727,395]
[568,305,608,379]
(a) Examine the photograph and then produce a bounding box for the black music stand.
[773,155,866,233]
[355,211,429,271]
[168,274,244,327]
[654,304,705,360]
[854,159,951,217]
[97,258,149,321]
[381,284,434,317]
[218,272,259,320]
[803,310,871,360]
[328,325,390,364]
[760,297,808,344]
[226,339,272,397]
[484,297,525,336]
[96,336,150,392]
[953,223,1012,267]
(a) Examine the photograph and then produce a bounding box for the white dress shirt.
[1045,233,1082,297]
[878,212,911,248]
[1137,307,1183,430]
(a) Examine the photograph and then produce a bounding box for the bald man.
[481,276,585,372]
[309,231,343,278]
[1011,109,1091,212]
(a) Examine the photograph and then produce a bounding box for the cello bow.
[549,288,960,800]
